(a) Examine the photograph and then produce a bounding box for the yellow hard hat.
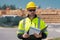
[26,1,36,9]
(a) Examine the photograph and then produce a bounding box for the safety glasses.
[28,9,36,12]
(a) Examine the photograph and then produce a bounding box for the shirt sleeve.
[40,19,48,35]
[17,20,25,34]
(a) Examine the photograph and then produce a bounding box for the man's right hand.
[22,33,30,38]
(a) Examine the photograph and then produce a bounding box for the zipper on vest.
[31,19,33,24]
[31,20,32,24]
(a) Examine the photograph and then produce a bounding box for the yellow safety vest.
[17,17,48,35]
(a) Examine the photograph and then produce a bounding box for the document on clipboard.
[29,27,41,35]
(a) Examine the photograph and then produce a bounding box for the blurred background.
[0,0,60,40]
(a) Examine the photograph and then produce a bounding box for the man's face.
[27,8,36,17]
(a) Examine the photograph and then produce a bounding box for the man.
[17,1,48,40]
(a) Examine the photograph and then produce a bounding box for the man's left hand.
[34,33,42,38]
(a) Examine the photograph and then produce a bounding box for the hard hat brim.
[27,7,36,10]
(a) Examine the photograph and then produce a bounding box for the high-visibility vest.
[17,17,48,35]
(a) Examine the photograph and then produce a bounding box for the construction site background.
[0,8,60,23]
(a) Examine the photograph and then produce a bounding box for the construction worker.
[17,1,48,40]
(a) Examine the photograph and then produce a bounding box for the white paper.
[29,27,41,35]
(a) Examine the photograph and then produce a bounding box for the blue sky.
[0,0,60,9]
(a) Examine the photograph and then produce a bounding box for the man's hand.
[22,33,30,38]
[34,33,42,38]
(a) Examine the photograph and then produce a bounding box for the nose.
[31,11,34,12]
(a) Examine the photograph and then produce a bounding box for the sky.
[0,0,60,9]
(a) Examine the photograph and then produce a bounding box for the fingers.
[22,33,30,38]
[34,33,42,38]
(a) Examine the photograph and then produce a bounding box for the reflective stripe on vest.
[23,17,40,29]
[38,17,40,29]
[23,19,25,28]
[18,30,25,33]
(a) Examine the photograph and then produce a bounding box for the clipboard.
[29,27,41,35]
